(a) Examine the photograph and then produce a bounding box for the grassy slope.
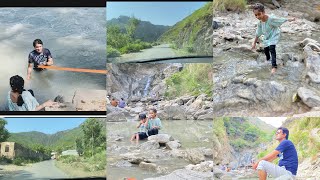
[158,2,213,46]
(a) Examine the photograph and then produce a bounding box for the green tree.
[126,16,140,40]
[0,119,10,142]
[75,138,84,156]
[81,118,105,157]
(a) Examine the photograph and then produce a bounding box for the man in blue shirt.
[252,127,298,179]
[27,39,54,80]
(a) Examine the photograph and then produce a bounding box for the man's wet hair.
[278,127,289,139]
[33,39,43,47]
[149,108,157,113]
[253,3,265,12]
[10,75,24,94]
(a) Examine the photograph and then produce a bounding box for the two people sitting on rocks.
[110,97,126,108]
[252,127,298,180]
[130,108,162,142]
[8,75,56,111]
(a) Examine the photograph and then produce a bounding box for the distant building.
[0,142,50,160]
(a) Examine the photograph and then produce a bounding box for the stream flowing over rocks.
[106,63,213,121]
[212,5,320,116]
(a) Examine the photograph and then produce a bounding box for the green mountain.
[7,118,106,151]
[158,2,213,55]
[107,15,171,42]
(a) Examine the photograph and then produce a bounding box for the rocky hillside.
[158,2,213,55]
[107,15,171,42]
[106,63,213,121]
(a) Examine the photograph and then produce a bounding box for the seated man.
[252,127,298,180]
[27,39,54,80]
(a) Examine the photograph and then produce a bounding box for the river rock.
[112,160,132,167]
[231,44,259,59]
[186,149,205,164]
[148,134,174,144]
[144,169,213,180]
[72,89,107,111]
[120,152,150,164]
[106,110,130,122]
[139,140,160,150]
[163,104,186,120]
[297,87,320,108]
[130,106,144,114]
[139,162,158,172]
[213,167,226,179]
[197,110,214,120]
[166,140,181,150]
[185,161,213,172]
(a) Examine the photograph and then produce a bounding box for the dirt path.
[108,44,177,63]
[0,160,68,180]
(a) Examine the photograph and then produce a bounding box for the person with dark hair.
[27,39,54,80]
[251,3,295,74]
[118,98,126,108]
[146,108,162,136]
[7,75,55,111]
[130,113,148,142]
[252,127,298,179]
[111,98,118,107]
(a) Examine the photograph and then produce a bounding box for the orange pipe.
[38,65,107,74]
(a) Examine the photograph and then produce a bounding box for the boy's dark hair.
[253,3,265,12]
[278,127,289,139]
[10,75,24,94]
[149,108,157,113]
[139,113,147,120]
[121,98,124,100]
[33,39,43,47]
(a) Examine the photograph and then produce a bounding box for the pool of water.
[0,8,106,110]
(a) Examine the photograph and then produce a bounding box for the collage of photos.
[0,0,319,180]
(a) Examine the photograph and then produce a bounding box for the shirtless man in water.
[27,39,54,80]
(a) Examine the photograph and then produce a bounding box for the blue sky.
[107,1,208,26]
[4,117,87,134]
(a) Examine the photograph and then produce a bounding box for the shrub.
[107,45,120,58]
[213,0,247,12]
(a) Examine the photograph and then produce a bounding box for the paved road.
[0,160,69,180]
[108,44,177,63]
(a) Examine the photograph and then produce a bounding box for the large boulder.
[139,140,160,150]
[166,140,181,150]
[185,149,205,164]
[185,161,213,172]
[148,134,174,144]
[297,87,320,108]
[139,162,158,172]
[120,152,150,164]
[163,104,186,120]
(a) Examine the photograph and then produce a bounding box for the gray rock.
[148,134,174,144]
[120,152,150,164]
[139,140,160,150]
[297,87,320,108]
[112,160,132,167]
[139,162,158,172]
[186,149,205,164]
[213,168,226,179]
[130,106,144,114]
[166,141,181,150]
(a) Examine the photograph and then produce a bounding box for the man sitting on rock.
[252,127,298,180]
[146,108,162,136]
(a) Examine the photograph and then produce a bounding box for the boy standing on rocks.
[251,3,295,74]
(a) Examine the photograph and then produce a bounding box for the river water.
[0,8,106,110]
[107,120,213,180]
